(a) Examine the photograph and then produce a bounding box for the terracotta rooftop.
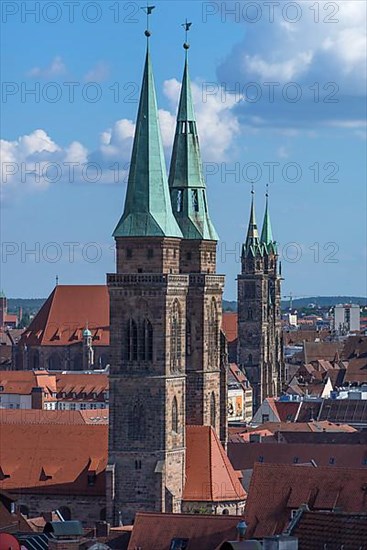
[244,463,367,538]
[221,312,238,343]
[290,510,367,549]
[127,512,244,550]
[184,425,246,502]
[20,285,109,347]
[0,421,107,495]
[228,440,367,471]
[0,408,109,425]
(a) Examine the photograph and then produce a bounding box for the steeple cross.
[141,3,155,37]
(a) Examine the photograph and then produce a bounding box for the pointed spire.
[113,36,182,238]
[260,186,276,254]
[243,187,261,257]
[168,23,218,241]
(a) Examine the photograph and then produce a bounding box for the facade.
[334,303,360,334]
[107,37,226,525]
[237,192,284,413]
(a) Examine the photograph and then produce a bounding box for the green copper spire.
[113,41,182,238]
[168,27,218,241]
[243,189,262,257]
[260,188,277,254]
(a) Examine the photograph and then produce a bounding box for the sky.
[1,0,366,300]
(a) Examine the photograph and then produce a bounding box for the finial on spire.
[55,275,59,286]
[141,3,155,38]
[182,19,192,50]
[265,183,269,198]
[251,182,254,195]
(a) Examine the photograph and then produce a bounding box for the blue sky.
[1,0,366,300]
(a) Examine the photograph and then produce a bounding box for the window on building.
[329,457,335,465]
[172,396,178,433]
[222,509,229,515]
[170,539,189,550]
[258,456,264,463]
[126,319,138,361]
[208,299,218,367]
[177,190,183,212]
[186,252,192,261]
[210,392,216,428]
[58,507,71,521]
[126,248,132,259]
[147,248,154,259]
[87,472,96,486]
[170,300,181,372]
[262,414,269,423]
[0,386,3,392]
[293,457,299,464]
[202,190,208,213]
[192,190,199,212]
[135,460,142,470]
[140,319,153,361]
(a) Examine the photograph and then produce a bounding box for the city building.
[16,285,110,371]
[237,191,284,412]
[333,303,361,334]
[0,291,19,329]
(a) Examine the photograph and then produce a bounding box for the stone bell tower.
[168,32,225,443]
[237,190,283,413]
[107,23,187,524]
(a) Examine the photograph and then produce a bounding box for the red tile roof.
[127,512,244,550]
[0,421,107,495]
[184,426,246,502]
[290,510,367,549]
[244,463,367,538]
[0,408,108,425]
[222,313,238,343]
[228,440,367,471]
[20,285,109,347]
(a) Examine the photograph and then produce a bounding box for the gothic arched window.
[126,319,138,361]
[208,299,218,367]
[170,300,181,372]
[172,396,178,433]
[140,319,153,361]
[210,392,216,428]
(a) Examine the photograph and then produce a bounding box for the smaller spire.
[260,185,276,254]
[243,186,261,257]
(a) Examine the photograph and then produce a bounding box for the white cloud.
[27,56,66,78]
[1,72,242,201]
[243,51,313,82]
[84,62,110,82]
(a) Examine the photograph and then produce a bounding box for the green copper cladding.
[168,51,218,241]
[243,192,262,257]
[260,194,277,254]
[113,47,182,238]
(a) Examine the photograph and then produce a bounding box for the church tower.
[168,30,225,441]
[237,190,283,413]
[107,24,188,524]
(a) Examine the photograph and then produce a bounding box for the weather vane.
[141,3,155,37]
[182,19,192,49]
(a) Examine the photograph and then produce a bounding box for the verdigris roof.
[168,52,218,241]
[113,47,182,239]
[242,193,262,257]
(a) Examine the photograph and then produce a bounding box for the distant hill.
[223,297,366,312]
[7,298,46,315]
[8,296,366,318]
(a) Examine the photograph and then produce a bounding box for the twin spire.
[243,188,276,257]
[114,19,217,241]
